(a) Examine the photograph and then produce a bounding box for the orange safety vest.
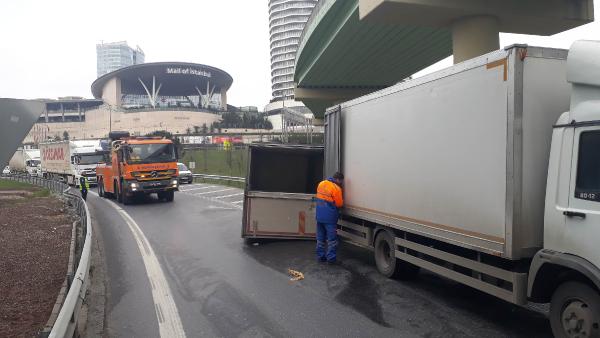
[316,179,343,208]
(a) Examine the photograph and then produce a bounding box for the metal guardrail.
[192,173,245,183]
[0,173,92,338]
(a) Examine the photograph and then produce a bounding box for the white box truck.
[242,41,600,336]
[8,148,41,176]
[40,140,105,186]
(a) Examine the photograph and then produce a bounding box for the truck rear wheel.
[550,281,600,338]
[114,181,122,203]
[374,230,420,279]
[98,178,104,197]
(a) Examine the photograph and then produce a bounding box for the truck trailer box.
[40,141,72,176]
[242,144,324,239]
[325,45,571,260]
[9,149,41,174]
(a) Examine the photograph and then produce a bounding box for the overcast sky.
[1,1,599,110]
[0,0,272,108]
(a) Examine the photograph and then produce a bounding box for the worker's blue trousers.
[316,222,338,262]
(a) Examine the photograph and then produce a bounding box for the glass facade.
[269,0,318,101]
[121,94,223,111]
[96,41,145,78]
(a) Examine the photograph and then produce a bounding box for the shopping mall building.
[24,62,234,144]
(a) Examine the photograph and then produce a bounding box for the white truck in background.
[8,148,41,176]
[40,140,105,186]
[243,41,600,336]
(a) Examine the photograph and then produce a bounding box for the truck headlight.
[130,182,138,188]
[171,179,178,187]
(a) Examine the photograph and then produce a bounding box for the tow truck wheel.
[120,180,131,205]
[98,178,104,198]
[115,181,122,203]
[165,191,174,202]
[550,281,600,338]
[374,230,419,280]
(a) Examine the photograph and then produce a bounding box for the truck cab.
[25,158,41,176]
[96,132,179,204]
[71,140,105,186]
[527,41,600,335]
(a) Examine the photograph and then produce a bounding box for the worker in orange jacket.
[315,172,344,263]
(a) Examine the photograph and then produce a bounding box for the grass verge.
[0,179,38,191]
[181,148,248,178]
[0,179,50,199]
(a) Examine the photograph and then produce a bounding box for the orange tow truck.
[96,132,179,204]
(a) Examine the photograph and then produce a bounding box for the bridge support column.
[452,15,499,64]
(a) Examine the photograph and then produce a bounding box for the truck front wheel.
[120,180,131,205]
[158,191,175,202]
[550,281,600,338]
[98,178,104,197]
[374,230,419,279]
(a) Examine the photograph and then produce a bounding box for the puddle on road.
[243,240,391,327]
[335,262,391,328]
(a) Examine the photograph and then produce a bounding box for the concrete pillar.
[78,103,82,121]
[220,88,227,111]
[61,103,65,122]
[452,15,500,64]
[101,77,122,108]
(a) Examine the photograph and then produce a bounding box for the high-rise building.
[96,41,145,78]
[268,0,318,102]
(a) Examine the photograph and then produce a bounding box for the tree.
[54,134,62,141]
[193,125,200,134]
[215,112,273,130]
[201,123,208,135]
[186,127,192,135]
[209,123,215,134]
[63,131,70,140]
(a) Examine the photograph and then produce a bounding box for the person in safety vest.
[79,176,89,201]
[315,172,344,263]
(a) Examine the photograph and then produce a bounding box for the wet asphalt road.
[87,183,553,338]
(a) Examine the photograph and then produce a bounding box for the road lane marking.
[179,185,215,192]
[214,193,244,199]
[193,188,235,196]
[182,192,243,210]
[90,191,186,338]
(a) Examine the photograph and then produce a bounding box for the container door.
[242,145,324,239]
[243,192,317,239]
[565,126,600,268]
[324,106,341,178]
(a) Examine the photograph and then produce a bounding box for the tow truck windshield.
[126,143,177,164]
